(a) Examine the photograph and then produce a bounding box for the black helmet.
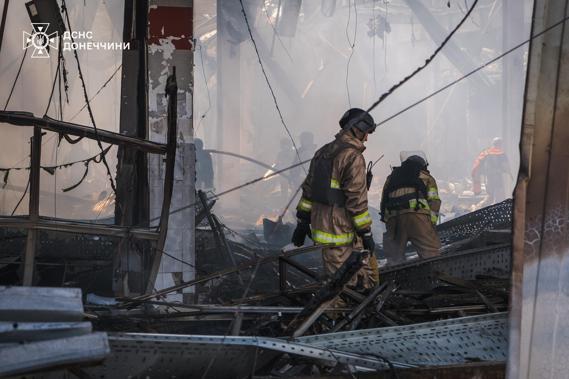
[339,108,376,134]
[405,155,427,169]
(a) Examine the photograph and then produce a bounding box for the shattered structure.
[2,0,569,378]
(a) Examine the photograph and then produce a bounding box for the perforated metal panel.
[84,334,271,378]
[298,313,508,366]
[380,244,511,290]
[83,333,392,378]
[437,199,512,245]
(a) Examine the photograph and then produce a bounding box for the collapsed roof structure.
[1,0,569,378]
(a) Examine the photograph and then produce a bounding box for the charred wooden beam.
[287,250,369,338]
[331,281,397,333]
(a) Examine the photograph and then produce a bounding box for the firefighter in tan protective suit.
[291,108,379,290]
[380,152,441,265]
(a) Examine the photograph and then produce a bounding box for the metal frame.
[0,73,177,290]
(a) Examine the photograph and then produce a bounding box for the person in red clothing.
[471,137,512,207]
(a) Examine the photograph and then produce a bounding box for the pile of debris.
[88,200,512,336]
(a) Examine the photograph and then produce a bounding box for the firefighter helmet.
[339,108,376,134]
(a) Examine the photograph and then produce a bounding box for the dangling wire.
[238,0,306,174]
[345,0,358,106]
[194,44,211,133]
[3,49,28,111]
[372,0,377,93]
[60,0,117,195]
[366,0,479,114]
[44,43,62,117]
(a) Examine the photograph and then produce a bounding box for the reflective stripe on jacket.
[381,170,441,225]
[295,129,371,245]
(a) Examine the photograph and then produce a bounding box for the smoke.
[0,0,533,226]
[194,0,533,228]
[0,0,123,219]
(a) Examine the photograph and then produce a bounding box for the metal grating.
[380,244,511,291]
[297,312,509,366]
[84,335,271,378]
[83,333,392,378]
[436,199,512,245]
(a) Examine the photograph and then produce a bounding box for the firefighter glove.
[358,230,375,253]
[292,220,311,247]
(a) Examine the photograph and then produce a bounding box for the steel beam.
[402,0,492,90]
[0,111,166,154]
[22,127,41,285]
[0,216,159,240]
[0,286,84,322]
[82,332,400,379]
[0,332,110,377]
[0,321,92,342]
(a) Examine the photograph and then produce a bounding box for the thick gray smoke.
[194,0,533,229]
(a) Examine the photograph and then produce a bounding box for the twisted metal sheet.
[298,312,509,366]
[437,199,513,245]
[84,333,392,378]
[380,244,511,291]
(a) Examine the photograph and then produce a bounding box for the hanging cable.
[262,4,294,62]
[0,0,10,53]
[58,47,64,119]
[3,49,28,111]
[44,42,62,117]
[62,134,84,144]
[60,0,117,195]
[60,47,70,104]
[238,0,306,174]
[194,44,211,133]
[68,63,122,122]
[383,0,389,69]
[372,0,377,93]
[366,0,479,114]
[149,158,311,223]
[376,14,569,127]
[10,177,30,216]
[345,0,358,106]
[1,145,113,196]
[0,145,112,172]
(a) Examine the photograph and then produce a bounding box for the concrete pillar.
[216,0,242,213]
[148,0,195,303]
[509,0,569,377]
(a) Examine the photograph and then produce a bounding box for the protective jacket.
[471,146,509,195]
[380,168,441,225]
[296,129,372,246]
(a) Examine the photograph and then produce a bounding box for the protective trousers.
[383,212,441,265]
[321,236,379,290]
